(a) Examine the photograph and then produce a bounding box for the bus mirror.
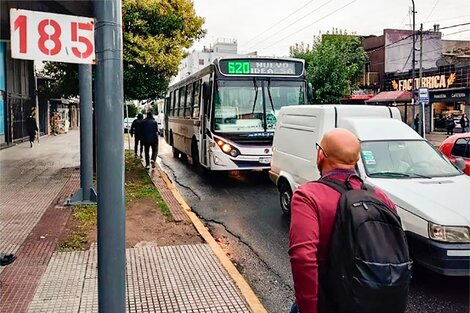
[307,83,313,102]
[203,82,211,100]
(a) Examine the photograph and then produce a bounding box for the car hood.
[367,175,470,226]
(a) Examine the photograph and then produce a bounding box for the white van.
[270,105,470,276]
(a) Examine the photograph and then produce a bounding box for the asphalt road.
[157,139,469,313]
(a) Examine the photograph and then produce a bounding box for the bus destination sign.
[220,59,303,76]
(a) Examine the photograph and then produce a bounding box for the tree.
[290,35,368,103]
[40,0,204,100]
[124,103,138,118]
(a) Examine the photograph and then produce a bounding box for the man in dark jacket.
[130,113,144,158]
[141,112,159,168]
[446,115,455,135]
[289,128,397,313]
[26,115,38,148]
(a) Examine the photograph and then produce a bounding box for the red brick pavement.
[0,169,80,313]
[149,169,188,222]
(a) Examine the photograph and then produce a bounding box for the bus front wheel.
[191,140,199,167]
[172,147,179,158]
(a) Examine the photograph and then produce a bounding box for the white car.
[270,105,470,276]
[123,117,136,133]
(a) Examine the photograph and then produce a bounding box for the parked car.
[439,133,470,175]
[124,117,136,133]
[270,105,470,276]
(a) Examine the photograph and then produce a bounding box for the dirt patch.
[57,152,202,251]
[126,198,201,247]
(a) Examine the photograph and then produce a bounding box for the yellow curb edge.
[156,165,268,313]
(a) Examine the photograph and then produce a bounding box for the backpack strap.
[318,174,368,194]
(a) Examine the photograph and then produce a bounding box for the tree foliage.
[40,0,205,100]
[290,35,368,103]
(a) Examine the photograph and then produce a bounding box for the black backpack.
[318,175,412,313]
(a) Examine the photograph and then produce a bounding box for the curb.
[155,164,268,313]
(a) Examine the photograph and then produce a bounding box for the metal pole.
[418,24,424,138]
[411,0,416,126]
[94,0,126,312]
[126,104,130,151]
[79,65,95,201]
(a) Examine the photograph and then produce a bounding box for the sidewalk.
[426,131,448,147]
[0,131,260,312]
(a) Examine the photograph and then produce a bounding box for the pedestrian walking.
[446,115,455,135]
[414,113,419,132]
[0,253,16,266]
[26,115,38,148]
[289,128,411,313]
[460,113,469,133]
[141,112,159,168]
[130,113,144,158]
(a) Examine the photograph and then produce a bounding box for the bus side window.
[193,80,201,119]
[204,79,212,117]
[173,89,179,117]
[179,87,186,117]
[186,83,193,118]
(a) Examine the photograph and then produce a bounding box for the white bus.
[164,57,310,171]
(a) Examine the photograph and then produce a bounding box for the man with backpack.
[141,112,159,169]
[130,113,144,158]
[289,128,411,313]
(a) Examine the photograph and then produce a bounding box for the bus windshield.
[214,79,305,133]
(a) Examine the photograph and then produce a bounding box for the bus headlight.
[428,223,470,243]
[214,137,240,158]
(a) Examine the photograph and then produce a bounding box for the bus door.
[200,78,212,168]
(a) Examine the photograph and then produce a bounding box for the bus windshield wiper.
[251,78,259,114]
[267,79,276,114]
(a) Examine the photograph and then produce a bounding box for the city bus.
[164,57,310,171]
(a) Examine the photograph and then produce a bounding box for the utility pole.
[94,0,126,312]
[411,0,416,127]
[418,24,425,138]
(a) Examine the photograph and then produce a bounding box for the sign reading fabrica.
[10,9,95,64]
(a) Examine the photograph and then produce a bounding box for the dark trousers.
[144,141,158,167]
[447,127,454,135]
[134,137,143,156]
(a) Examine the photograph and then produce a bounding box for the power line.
[424,14,470,24]
[243,0,314,47]
[258,0,359,53]
[424,0,439,23]
[243,0,335,51]
[444,28,470,36]
[438,22,470,30]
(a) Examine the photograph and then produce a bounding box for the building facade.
[177,39,256,82]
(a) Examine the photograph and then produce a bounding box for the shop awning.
[365,90,412,104]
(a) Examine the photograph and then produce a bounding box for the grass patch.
[125,151,171,219]
[58,205,97,251]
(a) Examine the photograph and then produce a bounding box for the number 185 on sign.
[10,9,95,64]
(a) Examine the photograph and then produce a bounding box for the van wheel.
[279,182,292,216]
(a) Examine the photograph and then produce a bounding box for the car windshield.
[214,79,305,133]
[361,140,462,178]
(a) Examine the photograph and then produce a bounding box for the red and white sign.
[10,9,95,64]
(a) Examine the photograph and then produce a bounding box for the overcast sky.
[191,0,470,56]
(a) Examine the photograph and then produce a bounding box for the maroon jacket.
[289,169,396,313]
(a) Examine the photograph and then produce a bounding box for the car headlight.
[428,223,470,243]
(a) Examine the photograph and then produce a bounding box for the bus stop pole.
[94,0,126,312]
[69,64,97,204]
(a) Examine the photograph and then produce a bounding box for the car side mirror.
[453,157,466,171]
[307,83,313,102]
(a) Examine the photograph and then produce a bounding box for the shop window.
[199,59,204,66]
[451,138,469,157]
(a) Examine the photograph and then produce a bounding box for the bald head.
[317,128,360,173]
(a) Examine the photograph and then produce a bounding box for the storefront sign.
[10,9,95,64]
[391,73,456,91]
